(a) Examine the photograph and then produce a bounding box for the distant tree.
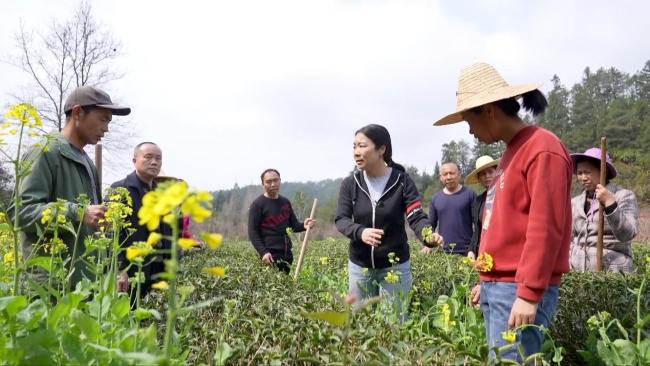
[6,0,134,168]
[441,139,472,177]
[538,75,572,142]
[632,60,650,100]
[470,138,505,163]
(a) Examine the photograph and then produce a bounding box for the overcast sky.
[1,0,649,191]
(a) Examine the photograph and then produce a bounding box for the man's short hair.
[64,105,93,120]
[133,142,158,156]
[441,161,459,172]
[260,169,280,182]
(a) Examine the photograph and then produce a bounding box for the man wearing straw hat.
[434,63,572,361]
[465,155,499,261]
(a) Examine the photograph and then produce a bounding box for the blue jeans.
[348,260,412,320]
[479,281,559,362]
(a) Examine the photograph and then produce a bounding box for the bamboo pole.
[293,198,318,280]
[596,137,607,271]
[94,143,102,187]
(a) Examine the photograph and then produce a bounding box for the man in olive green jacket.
[9,86,130,288]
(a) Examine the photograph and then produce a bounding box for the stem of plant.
[637,277,646,349]
[164,214,180,359]
[11,116,26,295]
[65,207,85,294]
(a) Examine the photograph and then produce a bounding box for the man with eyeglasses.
[111,142,171,303]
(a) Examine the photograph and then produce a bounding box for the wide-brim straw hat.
[464,155,500,185]
[154,170,182,184]
[434,63,542,126]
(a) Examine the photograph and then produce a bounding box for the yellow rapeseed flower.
[384,270,400,284]
[3,251,14,266]
[40,208,52,225]
[146,232,162,247]
[501,330,516,343]
[201,266,225,277]
[181,195,212,223]
[151,281,169,290]
[319,257,329,266]
[178,238,197,250]
[475,252,494,272]
[126,246,153,262]
[201,233,223,250]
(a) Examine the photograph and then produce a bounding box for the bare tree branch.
[5,0,134,170]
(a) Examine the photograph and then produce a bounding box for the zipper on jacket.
[353,172,402,269]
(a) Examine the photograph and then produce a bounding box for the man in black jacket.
[248,169,315,273]
[111,142,171,300]
[465,155,499,260]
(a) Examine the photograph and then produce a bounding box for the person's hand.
[426,232,444,246]
[595,184,616,207]
[261,252,274,264]
[508,297,539,329]
[470,284,481,306]
[419,246,432,254]
[467,251,476,261]
[83,205,107,227]
[303,218,316,230]
[117,271,129,293]
[361,228,384,246]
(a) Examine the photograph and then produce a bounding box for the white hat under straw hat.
[464,155,499,185]
[434,63,542,126]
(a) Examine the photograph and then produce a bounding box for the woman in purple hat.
[570,147,639,272]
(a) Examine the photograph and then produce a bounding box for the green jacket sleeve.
[10,149,79,233]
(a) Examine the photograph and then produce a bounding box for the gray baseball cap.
[64,86,131,116]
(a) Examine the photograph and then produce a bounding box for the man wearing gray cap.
[10,85,130,289]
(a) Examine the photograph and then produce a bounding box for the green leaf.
[16,299,47,329]
[177,297,221,316]
[0,296,27,317]
[111,296,130,320]
[61,332,87,363]
[25,256,52,272]
[71,309,100,343]
[134,308,161,321]
[639,339,650,362]
[303,310,348,327]
[120,352,162,364]
[16,329,57,365]
[214,342,233,365]
[0,223,11,232]
[611,339,638,364]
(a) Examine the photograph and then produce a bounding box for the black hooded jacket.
[335,168,433,269]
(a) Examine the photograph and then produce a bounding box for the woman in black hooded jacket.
[335,124,443,317]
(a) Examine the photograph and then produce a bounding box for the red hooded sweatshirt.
[479,126,572,302]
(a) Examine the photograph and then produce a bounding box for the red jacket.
[479,126,572,302]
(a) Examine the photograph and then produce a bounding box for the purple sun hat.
[570,147,617,180]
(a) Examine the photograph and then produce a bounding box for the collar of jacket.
[353,167,401,194]
[53,133,89,165]
[125,170,156,195]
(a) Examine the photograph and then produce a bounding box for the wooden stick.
[596,137,607,272]
[94,143,102,187]
[293,198,318,280]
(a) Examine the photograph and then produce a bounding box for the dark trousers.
[270,248,293,274]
